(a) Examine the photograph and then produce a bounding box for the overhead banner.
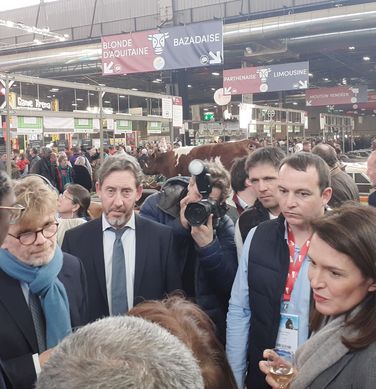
[147,121,162,134]
[115,119,133,134]
[305,85,368,106]
[73,118,100,133]
[44,117,74,129]
[352,92,376,110]
[223,61,309,95]
[101,20,223,75]
[16,116,43,135]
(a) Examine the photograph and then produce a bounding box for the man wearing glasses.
[0,175,88,389]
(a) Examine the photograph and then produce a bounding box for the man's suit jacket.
[0,253,88,389]
[62,214,182,322]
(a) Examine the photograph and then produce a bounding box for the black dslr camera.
[184,159,228,228]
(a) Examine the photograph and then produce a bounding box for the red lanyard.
[283,225,311,302]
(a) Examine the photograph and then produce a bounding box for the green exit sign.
[202,112,214,121]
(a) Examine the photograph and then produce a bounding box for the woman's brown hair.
[310,202,376,349]
[128,295,237,389]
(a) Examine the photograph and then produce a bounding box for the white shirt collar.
[101,212,136,232]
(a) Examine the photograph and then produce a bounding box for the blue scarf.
[0,246,72,348]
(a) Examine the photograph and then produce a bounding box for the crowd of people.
[0,136,375,389]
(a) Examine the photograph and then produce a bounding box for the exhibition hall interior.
[1,3,376,389]
[1,0,376,152]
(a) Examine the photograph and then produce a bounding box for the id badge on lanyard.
[276,226,311,353]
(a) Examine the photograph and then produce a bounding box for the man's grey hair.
[36,316,204,389]
[97,154,144,187]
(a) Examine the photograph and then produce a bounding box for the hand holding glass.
[267,348,295,389]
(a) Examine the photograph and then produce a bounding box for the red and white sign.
[223,62,309,95]
[305,85,368,106]
[223,68,260,95]
[172,96,183,128]
[352,92,376,110]
[102,30,157,75]
[101,21,223,75]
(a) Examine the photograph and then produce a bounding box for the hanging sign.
[101,20,223,75]
[223,61,309,95]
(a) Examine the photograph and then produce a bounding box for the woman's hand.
[259,349,296,389]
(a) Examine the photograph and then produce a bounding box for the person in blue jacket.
[140,159,237,343]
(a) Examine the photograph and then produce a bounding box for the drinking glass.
[267,348,295,389]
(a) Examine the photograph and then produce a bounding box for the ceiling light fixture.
[0,18,68,42]
[363,56,371,61]
[211,72,220,76]
[348,46,355,50]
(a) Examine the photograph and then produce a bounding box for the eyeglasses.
[8,222,59,246]
[59,193,74,202]
[0,204,25,224]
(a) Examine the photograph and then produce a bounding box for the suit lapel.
[134,215,147,301]
[0,270,38,352]
[90,219,109,307]
[312,352,354,388]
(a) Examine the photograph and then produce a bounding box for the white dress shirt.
[102,213,136,314]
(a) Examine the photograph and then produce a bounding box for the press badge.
[275,313,299,353]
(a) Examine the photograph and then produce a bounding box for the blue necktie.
[109,227,129,315]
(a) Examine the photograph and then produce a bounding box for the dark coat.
[246,215,290,389]
[309,343,376,388]
[72,165,92,192]
[0,253,88,389]
[140,180,237,343]
[238,199,271,242]
[329,168,359,208]
[61,215,182,323]
[31,157,56,187]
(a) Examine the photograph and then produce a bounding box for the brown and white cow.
[142,139,260,178]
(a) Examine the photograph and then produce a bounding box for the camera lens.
[184,202,212,226]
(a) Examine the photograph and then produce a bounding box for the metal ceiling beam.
[0,72,169,100]
[1,3,376,72]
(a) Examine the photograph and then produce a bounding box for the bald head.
[312,143,338,168]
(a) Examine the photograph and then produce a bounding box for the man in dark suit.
[0,175,88,389]
[62,155,181,322]
[0,170,16,389]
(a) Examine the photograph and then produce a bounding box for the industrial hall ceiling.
[1,0,376,116]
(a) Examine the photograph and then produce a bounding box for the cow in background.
[142,139,260,178]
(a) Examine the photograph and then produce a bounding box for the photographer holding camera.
[140,160,237,343]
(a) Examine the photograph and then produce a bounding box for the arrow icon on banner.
[223,87,232,95]
[209,51,222,64]
[298,80,308,89]
[103,62,114,74]
[306,100,312,106]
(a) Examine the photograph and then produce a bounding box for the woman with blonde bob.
[260,203,376,389]
[128,295,237,389]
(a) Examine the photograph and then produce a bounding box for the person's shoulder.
[62,251,81,266]
[64,218,101,237]
[252,214,285,236]
[136,214,173,233]
[368,191,376,206]
[60,252,84,275]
